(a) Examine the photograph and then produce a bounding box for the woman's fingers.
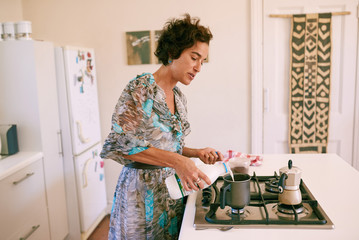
[198,170,211,186]
[183,175,208,191]
[186,179,199,191]
[216,151,224,161]
[201,149,218,164]
[210,151,218,163]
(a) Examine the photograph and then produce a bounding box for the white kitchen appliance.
[55,46,107,239]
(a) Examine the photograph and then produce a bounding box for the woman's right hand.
[174,157,211,191]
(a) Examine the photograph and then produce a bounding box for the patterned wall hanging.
[289,13,332,153]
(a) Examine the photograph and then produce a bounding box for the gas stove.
[194,172,334,230]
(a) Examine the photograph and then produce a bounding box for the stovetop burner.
[230,208,245,215]
[194,172,334,230]
[277,203,305,214]
[265,174,280,193]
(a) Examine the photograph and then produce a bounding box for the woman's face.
[170,41,209,85]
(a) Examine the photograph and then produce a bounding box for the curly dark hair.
[155,13,213,65]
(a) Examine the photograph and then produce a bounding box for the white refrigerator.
[55,46,107,239]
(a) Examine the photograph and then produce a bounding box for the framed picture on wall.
[126,31,151,65]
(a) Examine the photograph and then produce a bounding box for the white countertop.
[0,152,43,181]
[179,154,359,240]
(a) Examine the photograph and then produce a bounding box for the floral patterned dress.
[100,73,191,240]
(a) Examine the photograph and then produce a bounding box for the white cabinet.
[0,153,50,240]
[0,41,69,240]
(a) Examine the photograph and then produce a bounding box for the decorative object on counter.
[0,124,19,156]
[1,21,32,41]
[15,21,32,40]
[289,13,332,153]
[2,22,16,41]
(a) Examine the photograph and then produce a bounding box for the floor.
[88,214,110,240]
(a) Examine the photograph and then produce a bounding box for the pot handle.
[288,159,292,169]
[220,184,231,209]
[278,173,288,193]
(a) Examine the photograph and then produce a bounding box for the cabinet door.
[0,41,69,240]
[33,41,69,240]
[0,159,50,240]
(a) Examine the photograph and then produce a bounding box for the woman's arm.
[182,147,224,164]
[124,147,211,191]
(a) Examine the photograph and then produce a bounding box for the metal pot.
[220,173,251,210]
[278,160,302,205]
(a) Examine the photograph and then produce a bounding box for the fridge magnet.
[126,31,151,65]
[78,50,85,60]
[77,70,85,93]
[85,58,94,84]
[92,149,98,158]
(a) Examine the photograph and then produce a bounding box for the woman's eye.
[191,57,197,61]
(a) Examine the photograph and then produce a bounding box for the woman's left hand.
[197,148,223,164]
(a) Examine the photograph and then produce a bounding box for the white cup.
[16,21,32,40]
[3,22,15,40]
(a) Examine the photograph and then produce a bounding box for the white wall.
[2,0,251,207]
[18,0,251,204]
[18,0,251,151]
[0,0,22,22]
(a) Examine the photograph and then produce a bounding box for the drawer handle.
[19,224,40,240]
[13,172,35,185]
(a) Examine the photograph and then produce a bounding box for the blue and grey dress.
[100,73,191,240]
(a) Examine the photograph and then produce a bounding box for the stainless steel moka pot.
[278,160,302,205]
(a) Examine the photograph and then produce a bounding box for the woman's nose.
[194,61,201,72]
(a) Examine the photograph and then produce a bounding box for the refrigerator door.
[74,143,107,232]
[62,46,102,155]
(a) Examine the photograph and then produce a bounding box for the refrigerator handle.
[57,130,63,156]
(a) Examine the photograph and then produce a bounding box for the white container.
[2,22,15,41]
[165,161,231,199]
[231,157,250,174]
[15,21,32,40]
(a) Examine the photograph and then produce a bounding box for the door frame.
[250,0,264,154]
[353,21,359,169]
[250,0,359,169]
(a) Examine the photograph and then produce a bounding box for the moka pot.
[278,160,302,205]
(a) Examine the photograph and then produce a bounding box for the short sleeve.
[100,78,153,164]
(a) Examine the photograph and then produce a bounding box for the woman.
[101,14,223,239]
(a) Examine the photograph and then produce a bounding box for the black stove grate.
[204,172,329,226]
